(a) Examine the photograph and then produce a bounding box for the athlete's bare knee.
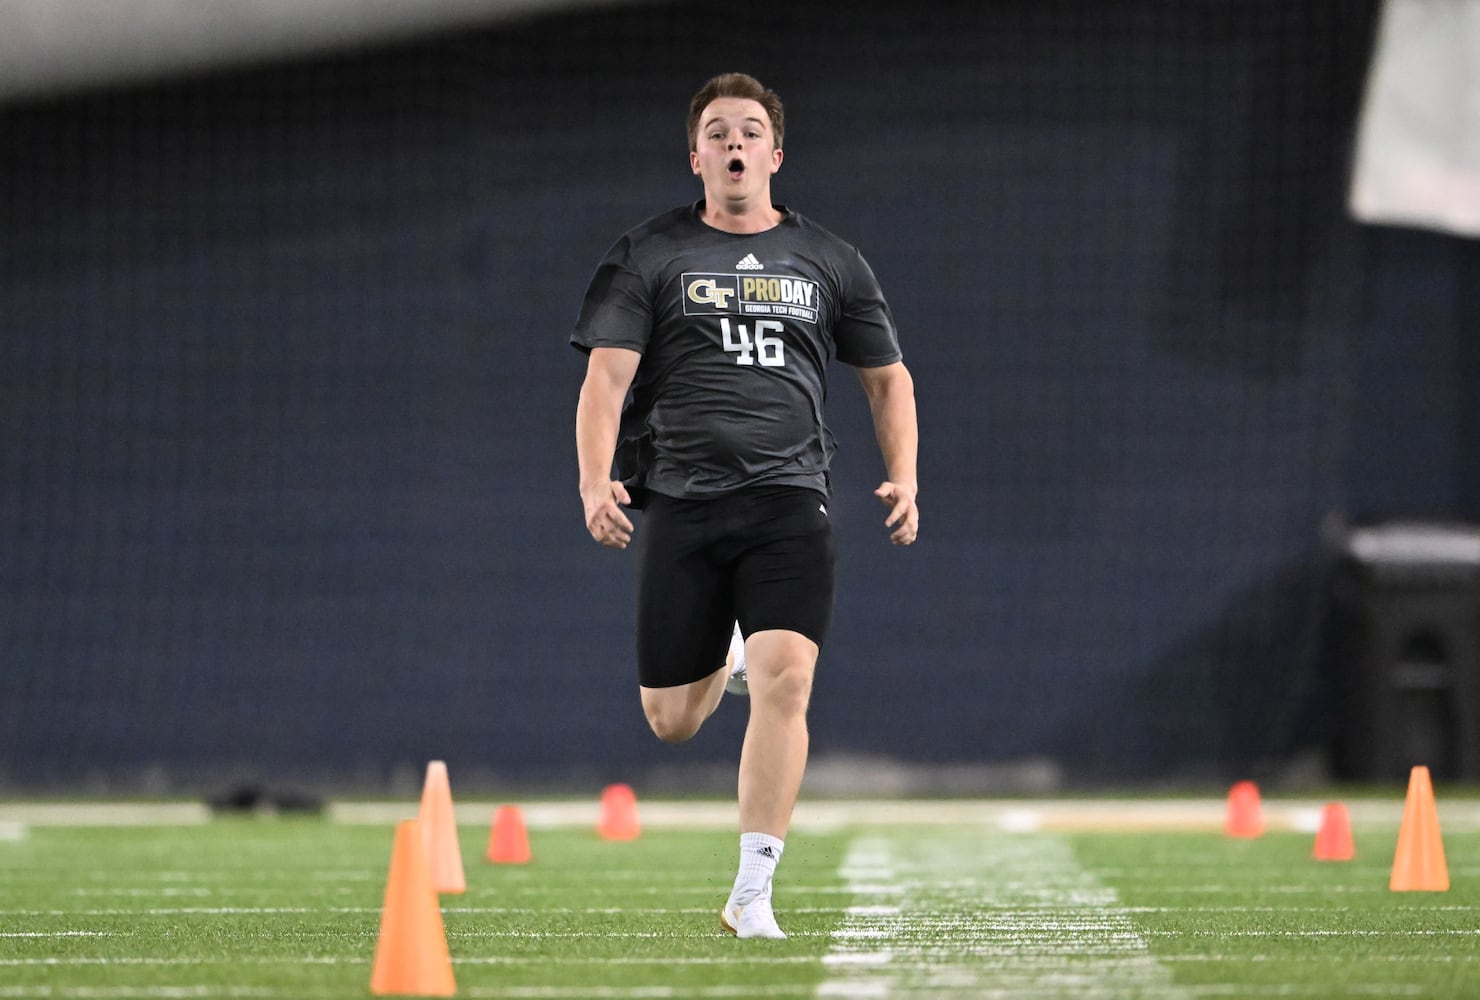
[753,659,813,717]
[642,701,702,744]
[649,715,702,744]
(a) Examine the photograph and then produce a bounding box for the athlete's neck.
[699,198,784,235]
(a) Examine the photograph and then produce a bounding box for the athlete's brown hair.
[687,72,785,152]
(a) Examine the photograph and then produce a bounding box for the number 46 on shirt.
[720,318,786,368]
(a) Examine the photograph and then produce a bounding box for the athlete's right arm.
[576,347,641,549]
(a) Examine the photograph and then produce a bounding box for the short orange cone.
[597,783,640,841]
[1224,780,1263,838]
[370,820,456,996]
[1312,802,1354,861]
[418,761,466,894]
[1390,765,1449,891]
[486,805,531,864]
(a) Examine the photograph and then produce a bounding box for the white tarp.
[0,0,627,103]
[1349,0,1480,237]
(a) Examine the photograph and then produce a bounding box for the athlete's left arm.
[856,361,919,546]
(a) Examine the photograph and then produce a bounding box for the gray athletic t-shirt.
[571,202,901,504]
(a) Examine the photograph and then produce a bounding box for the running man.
[572,71,919,939]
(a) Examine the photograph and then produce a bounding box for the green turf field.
[1,801,1477,998]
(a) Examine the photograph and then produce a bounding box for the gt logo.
[686,277,737,310]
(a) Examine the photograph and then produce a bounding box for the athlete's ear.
[691,150,701,176]
[771,148,783,174]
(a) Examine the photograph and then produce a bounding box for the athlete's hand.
[582,479,634,549]
[874,481,919,546]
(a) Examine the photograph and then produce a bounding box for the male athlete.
[572,72,919,940]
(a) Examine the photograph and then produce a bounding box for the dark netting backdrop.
[3,0,1479,793]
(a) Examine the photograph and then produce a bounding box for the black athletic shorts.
[633,485,836,689]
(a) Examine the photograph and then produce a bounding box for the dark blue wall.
[3,0,1477,792]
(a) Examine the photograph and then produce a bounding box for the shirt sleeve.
[833,246,903,368]
[570,234,652,355]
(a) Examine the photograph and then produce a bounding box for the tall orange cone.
[1313,802,1354,861]
[370,820,456,996]
[1224,780,1263,838]
[1390,765,1449,891]
[418,761,466,894]
[597,783,640,841]
[486,805,532,864]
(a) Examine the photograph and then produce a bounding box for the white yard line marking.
[816,832,1191,999]
[4,797,1480,832]
[0,804,211,826]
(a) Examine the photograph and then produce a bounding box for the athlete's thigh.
[732,489,836,648]
[634,495,734,688]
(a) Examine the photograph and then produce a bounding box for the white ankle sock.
[730,832,783,905]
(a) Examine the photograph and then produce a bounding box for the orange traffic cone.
[486,805,531,864]
[597,783,640,841]
[1390,765,1449,891]
[1224,780,1263,838]
[1312,802,1354,861]
[418,761,466,894]
[370,820,456,996]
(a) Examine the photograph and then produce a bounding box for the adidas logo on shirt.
[735,253,763,270]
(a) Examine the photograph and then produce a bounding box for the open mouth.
[727,157,745,175]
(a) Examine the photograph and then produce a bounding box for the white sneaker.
[720,892,786,939]
[725,623,748,696]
